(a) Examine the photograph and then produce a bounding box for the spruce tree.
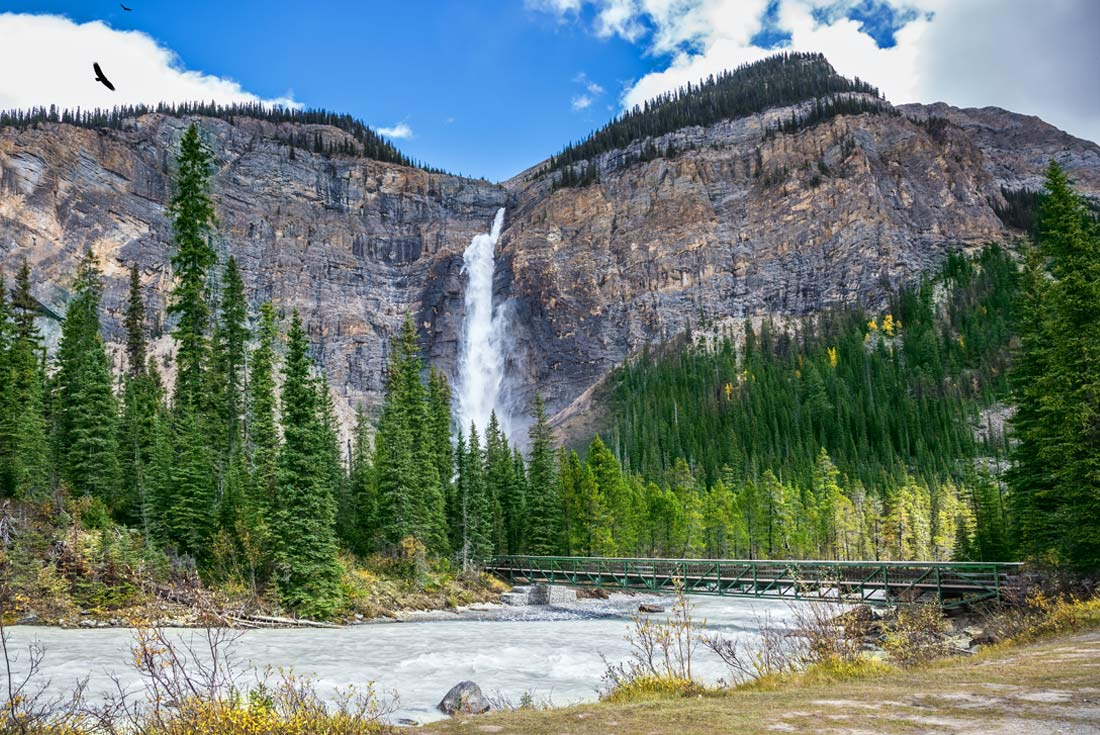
[347,405,376,554]
[168,123,217,411]
[119,264,163,530]
[164,123,218,555]
[524,396,560,554]
[1008,162,1100,569]
[458,423,494,564]
[124,264,146,376]
[55,250,120,503]
[217,257,248,426]
[484,411,515,553]
[246,302,280,510]
[427,368,455,554]
[272,312,341,615]
[1,260,51,498]
[211,255,249,518]
[586,435,631,555]
[374,316,447,552]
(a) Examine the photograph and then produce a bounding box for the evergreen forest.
[1,121,1098,618]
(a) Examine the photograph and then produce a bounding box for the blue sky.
[1,1,1097,180]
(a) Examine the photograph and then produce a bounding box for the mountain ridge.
[2,55,1099,439]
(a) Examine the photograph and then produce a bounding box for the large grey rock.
[438,680,491,715]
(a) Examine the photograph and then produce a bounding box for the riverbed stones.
[438,680,491,715]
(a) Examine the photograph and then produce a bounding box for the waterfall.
[455,207,513,440]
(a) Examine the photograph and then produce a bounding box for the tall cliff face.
[0,114,506,427]
[497,106,997,418]
[1,98,1097,436]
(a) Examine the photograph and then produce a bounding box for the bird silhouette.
[120,3,133,10]
[93,62,116,91]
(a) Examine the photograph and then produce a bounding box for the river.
[5,594,798,724]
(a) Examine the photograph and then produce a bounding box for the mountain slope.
[1,55,1098,435]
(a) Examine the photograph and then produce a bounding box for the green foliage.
[1008,162,1100,570]
[542,52,883,181]
[0,100,440,171]
[246,302,280,514]
[372,316,447,554]
[455,426,495,564]
[168,123,217,413]
[211,256,249,480]
[0,260,51,499]
[524,397,560,554]
[607,246,1018,501]
[54,250,120,504]
[272,312,342,615]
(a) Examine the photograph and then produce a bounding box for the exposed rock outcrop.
[1,96,1096,438]
[0,114,506,431]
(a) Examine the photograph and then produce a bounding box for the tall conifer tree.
[273,312,341,614]
[55,250,119,503]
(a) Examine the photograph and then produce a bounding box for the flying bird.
[93,62,116,91]
[120,3,133,10]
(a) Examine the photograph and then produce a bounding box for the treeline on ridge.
[0,101,446,172]
[542,52,883,181]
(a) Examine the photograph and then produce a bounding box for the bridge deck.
[486,556,1022,608]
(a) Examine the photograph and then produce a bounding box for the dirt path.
[423,631,1100,734]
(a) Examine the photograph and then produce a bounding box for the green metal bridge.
[487,555,1023,608]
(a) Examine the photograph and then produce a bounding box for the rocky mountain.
[2,57,1098,437]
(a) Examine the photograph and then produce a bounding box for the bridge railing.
[486,555,1023,608]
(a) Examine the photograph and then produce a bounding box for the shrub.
[601,585,707,702]
[983,593,1100,645]
[882,603,955,667]
[0,621,395,734]
[706,601,871,686]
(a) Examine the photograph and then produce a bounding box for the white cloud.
[0,13,298,111]
[572,71,606,111]
[377,122,414,139]
[532,0,1100,145]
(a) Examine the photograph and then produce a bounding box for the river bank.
[1,594,794,725]
[423,628,1100,734]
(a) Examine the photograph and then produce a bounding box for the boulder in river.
[438,680,491,715]
[638,603,665,614]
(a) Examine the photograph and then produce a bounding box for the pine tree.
[586,435,633,555]
[211,255,249,518]
[485,412,517,553]
[1008,162,1100,569]
[55,250,120,504]
[246,302,280,511]
[524,396,560,554]
[124,264,146,377]
[163,123,219,555]
[457,424,494,565]
[374,316,447,552]
[347,405,376,554]
[118,265,168,530]
[426,368,455,554]
[168,123,217,412]
[272,311,341,615]
[1,260,51,498]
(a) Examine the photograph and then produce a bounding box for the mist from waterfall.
[455,207,514,441]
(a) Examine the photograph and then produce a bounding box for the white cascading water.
[455,207,512,439]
